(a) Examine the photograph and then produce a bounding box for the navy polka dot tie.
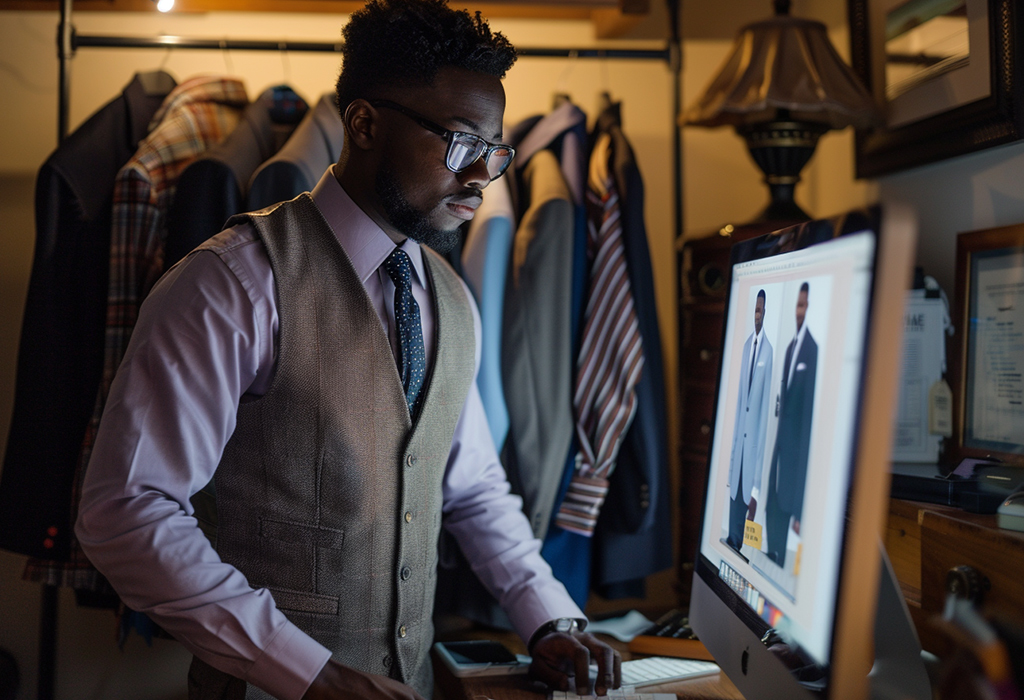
[383,248,426,417]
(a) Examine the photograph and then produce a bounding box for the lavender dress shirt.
[76,167,583,700]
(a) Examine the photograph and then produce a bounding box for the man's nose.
[457,156,491,189]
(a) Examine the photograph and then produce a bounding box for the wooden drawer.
[920,508,1024,620]
[886,499,922,605]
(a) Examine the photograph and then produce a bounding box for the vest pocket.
[260,518,345,549]
[265,585,340,615]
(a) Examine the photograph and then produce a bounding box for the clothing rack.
[41,1,682,698]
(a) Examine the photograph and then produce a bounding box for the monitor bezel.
[688,205,917,700]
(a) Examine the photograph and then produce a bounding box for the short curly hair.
[335,0,518,117]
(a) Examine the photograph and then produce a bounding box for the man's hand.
[529,631,621,696]
[793,519,800,536]
[747,496,757,521]
[302,659,425,700]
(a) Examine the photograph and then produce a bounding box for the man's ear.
[344,99,378,151]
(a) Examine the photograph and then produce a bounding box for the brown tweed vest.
[187,194,476,700]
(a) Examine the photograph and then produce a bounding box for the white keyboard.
[550,656,720,699]
[620,656,720,688]
[551,692,675,700]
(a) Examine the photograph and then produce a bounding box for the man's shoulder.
[197,221,262,257]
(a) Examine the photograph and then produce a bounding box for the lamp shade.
[684,9,881,130]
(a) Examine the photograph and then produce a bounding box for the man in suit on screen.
[766,282,817,568]
[725,289,773,556]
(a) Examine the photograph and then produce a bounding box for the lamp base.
[738,120,828,223]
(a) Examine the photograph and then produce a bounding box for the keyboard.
[551,691,675,700]
[627,609,714,661]
[640,609,696,640]
[620,656,720,687]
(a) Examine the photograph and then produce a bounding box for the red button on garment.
[47,526,58,537]
[43,538,54,549]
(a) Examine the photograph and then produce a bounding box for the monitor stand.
[868,542,931,700]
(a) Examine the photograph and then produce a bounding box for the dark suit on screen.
[766,327,817,566]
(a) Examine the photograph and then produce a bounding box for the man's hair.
[800,282,810,296]
[335,0,518,117]
[756,289,766,306]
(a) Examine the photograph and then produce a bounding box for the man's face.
[795,290,808,331]
[753,296,764,335]
[373,67,505,253]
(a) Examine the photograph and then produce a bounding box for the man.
[725,290,773,556]
[765,282,817,568]
[75,2,621,699]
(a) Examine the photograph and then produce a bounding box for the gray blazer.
[729,332,773,503]
[501,149,576,540]
[247,93,343,210]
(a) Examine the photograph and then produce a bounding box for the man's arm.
[440,286,619,694]
[75,241,331,700]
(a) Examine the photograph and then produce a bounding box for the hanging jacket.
[0,71,175,562]
[23,75,248,589]
[164,86,307,269]
[247,93,343,209]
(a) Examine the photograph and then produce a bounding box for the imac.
[688,206,931,700]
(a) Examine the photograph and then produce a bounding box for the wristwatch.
[528,617,586,653]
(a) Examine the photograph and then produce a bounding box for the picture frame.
[951,223,1024,466]
[848,0,1024,178]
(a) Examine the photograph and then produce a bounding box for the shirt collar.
[310,166,427,289]
[794,321,808,347]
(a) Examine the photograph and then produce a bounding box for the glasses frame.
[370,99,515,180]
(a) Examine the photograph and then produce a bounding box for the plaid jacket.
[26,76,248,589]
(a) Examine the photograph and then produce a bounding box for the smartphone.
[432,640,530,677]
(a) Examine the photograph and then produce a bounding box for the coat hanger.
[551,49,578,110]
[137,69,175,97]
[263,43,308,125]
[220,38,234,75]
[598,50,614,110]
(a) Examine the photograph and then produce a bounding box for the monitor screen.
[688,207,921,700]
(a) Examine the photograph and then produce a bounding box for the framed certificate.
[953,224,1024,465]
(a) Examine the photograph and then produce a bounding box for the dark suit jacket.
[247,93,343,210]
[0,72,174,560]
[591,101,673,594]
[164,87,306,269]
[771,329,818,517]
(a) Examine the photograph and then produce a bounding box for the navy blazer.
[0,72,174,560]
[770,329,818,517]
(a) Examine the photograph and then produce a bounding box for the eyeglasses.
[370,99,515,181]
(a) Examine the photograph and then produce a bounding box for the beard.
[375,164,463,255]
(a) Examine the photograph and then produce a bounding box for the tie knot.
[383,248,413,288]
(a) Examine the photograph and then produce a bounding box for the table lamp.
[684,0,881,221]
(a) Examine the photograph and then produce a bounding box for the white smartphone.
[432,640,531,677]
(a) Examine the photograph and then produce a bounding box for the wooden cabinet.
[886,498,1024,651]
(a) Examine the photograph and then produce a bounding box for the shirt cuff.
[245,621,333,700]
[750,487,760,502]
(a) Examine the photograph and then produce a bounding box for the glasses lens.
[448,133,486,172]
[486,147,514,179]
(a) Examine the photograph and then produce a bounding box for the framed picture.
[951,224,1024,466]
[848,0,1024,177]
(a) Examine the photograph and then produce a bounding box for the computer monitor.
[688,205,925,700]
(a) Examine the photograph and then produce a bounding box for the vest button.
[406,454,416,468]
[383,655,392,668]
[401,566,412,581]
[405,511,413,523]
[399,625,407,638]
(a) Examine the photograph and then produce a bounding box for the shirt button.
[399,625,407,638]
[401,566,412,581]
[405,512,413,523]
[406,454,416,468]
[383,655,392,669]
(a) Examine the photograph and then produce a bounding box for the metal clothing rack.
[42,1,682,698]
